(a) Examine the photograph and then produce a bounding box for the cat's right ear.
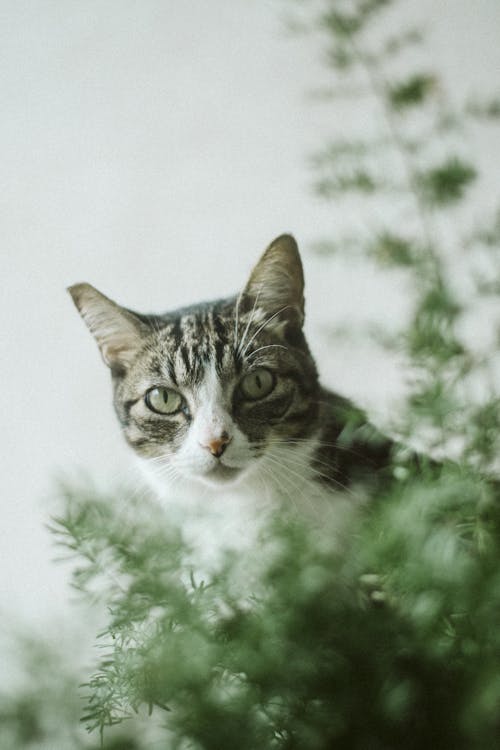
[68,283,147,372]
[241,234,305,327]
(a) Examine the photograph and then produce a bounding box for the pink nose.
[200,432,231,458]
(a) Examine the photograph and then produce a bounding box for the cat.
[68,235,394,559]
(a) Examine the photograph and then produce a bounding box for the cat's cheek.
[173,434,218,478]
[123,424,155,455]
[221,430,255,468]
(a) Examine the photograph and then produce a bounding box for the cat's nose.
[200,431,231,458]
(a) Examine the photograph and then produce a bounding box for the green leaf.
[314,169,380,197]
[325,43,355,70]
[417,156,477,206]
[321,1,394,40]
[368,231,416,266]
[466,96,500,120]
[388,73,437,110]
[382,27,424,57]
[322,9,363,37]
[406,283,464,363]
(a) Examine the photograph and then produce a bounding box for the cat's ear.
[242,234,305,326]
[68,283,147,371]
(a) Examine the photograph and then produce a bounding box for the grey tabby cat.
[69,235,393,507]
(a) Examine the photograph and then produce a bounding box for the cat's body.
[69,235,394,561]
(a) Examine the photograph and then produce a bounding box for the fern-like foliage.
[51,463,500,748]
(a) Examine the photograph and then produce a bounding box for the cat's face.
[69,235,319,491]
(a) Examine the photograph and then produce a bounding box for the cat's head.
[69,235,319,491]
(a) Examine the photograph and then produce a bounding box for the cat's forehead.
[141,300,238,386]
[126,295,292,395]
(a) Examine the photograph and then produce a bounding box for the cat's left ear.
[242,234,305,327]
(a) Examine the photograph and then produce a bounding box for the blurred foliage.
[416,156,477,207]
[47,462,500,749]
[0,634,147,750]
[466,96,500,120]
[388,73,437,111]
[367,231,416,266]
[306,0,500,463]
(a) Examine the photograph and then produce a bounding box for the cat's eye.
[240,368,275,401]
[145,387,183,415]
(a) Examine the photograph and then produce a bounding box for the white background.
[2,0,500,636]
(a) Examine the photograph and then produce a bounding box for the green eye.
[240,368,275,400]
[145,387,183,415]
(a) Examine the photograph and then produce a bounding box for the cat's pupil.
[162,390,169,403]
[255,374,262,390]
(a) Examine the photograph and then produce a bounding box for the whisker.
[236,285,263,360]
[270,454,344,494]
[262,451,309,488]
[264,439,360,496]
[240,305,291,360]
[262,453,326,520]
[262,440,348,474]
[246,344,288,360]
[234,292,243,355]
[266,447,356,498]
[144,451,178,464]
[255,461,274,505]
[258,437,384,464]
[259,456,300,515]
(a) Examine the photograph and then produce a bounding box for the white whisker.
[259,457,299,515]
[261,453,322,519]
[240,305,291,360]
[236,284,263,360]
[259,436,379,463]
[266,447,356,499]
[246,344,288,360]
[234,292,243,355]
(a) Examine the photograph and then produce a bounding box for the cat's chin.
[197,463,245,488]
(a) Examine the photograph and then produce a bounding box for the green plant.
[47,2,500,747]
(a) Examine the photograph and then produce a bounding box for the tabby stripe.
[214,339,227,372]
[180,344,191,374]
[166,359,178,386]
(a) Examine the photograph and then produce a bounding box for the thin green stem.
[348,35,440,278]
